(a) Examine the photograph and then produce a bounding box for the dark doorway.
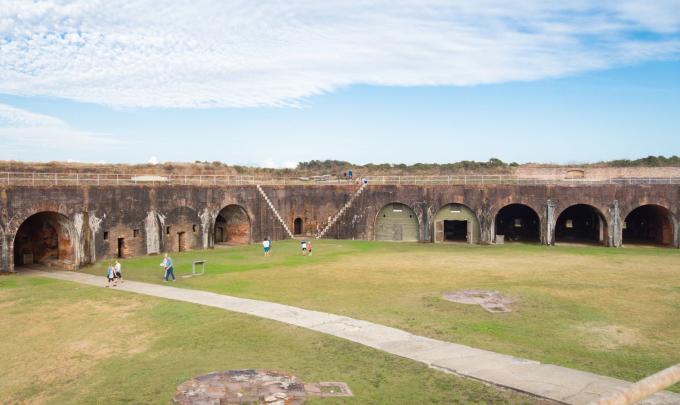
[623,205,674,246]
[555,204,607,245]
[294,218,303,235]
[117,238,126,258]
[444,220,468,242]
[13,211,74,269]
[495,204,540,242]
[178,232,186,252]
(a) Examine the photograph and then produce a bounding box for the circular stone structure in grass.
[173,369,352,404]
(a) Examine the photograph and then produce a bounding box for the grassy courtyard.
[79,240,680,392]
[0,275,536,404]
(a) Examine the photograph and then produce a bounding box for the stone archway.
[494,204,540,243]
[433,203,480,244]
[375,203,419,241]
[555,204,608,245]
[214,204,251,245]
[164,206,202,252]
[623,204,676,246]
[12,211,76,270]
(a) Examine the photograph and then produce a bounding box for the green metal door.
[375,203,419,241]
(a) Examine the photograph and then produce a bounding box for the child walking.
[300,240,307,256]
[106,263,116,287]
[263,238,271,256]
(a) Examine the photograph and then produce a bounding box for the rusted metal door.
[435,220,444,242]
[178,232,186,252]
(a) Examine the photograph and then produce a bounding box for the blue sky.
[1,1,679,167]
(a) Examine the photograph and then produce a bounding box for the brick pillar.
[541,199,556,245]
[608,200,622,248]
[673,216,680,249]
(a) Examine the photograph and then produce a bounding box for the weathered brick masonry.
[0,183,678,272]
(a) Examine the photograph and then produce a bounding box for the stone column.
[542,199,556,245]
[477,203,495,245]
[200,208,217,249]
[144,211,161,255]
[673,216,680,249]
[0,232,7,273]
[479,216,494,245]
[608,200,622,248]
[6,234,14,272]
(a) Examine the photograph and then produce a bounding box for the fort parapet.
[1,179,678,272]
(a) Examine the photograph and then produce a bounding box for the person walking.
[106,263,116,287]
[161,253,175,282]
[263,238,271,257]
[300,240,307,256]
[307,240,313,256]
[114,260,123,283]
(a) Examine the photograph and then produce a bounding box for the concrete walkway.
[23,270,679,405]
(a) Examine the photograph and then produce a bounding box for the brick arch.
[162,206,202,252]
[621,203,678,247]
[373,202,420,241]
[7,202,73,236]
[620,201,675,222]
[97,209,150,259]
[554,203,609,245]
[214,204,252,245]
[492,203,541,243]
[432,202,481,244]
[11,210,78,270]
[490,200,543,222]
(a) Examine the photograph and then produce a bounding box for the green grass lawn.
[0,275,537,404]
[80,240,680,392]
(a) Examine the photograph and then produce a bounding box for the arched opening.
[13,211,75,269]
[433,203,480,243]
[165,207,202,252]
[555,204,607,245]
[214,205,250,245]
[494,204,540,243]
[623,204,675,246]
[375,203,419,241]
[293,217,303,235]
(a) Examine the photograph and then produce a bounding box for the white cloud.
[148,156,159,165]
[0,1,679,108]
[0,103,125,150]
[257,158,298,169]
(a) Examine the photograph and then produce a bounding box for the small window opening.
[566,219,573,229]
[103,231,109,240]
[192,224,197,232]
[166,226,171,235]
[133,229,140,238]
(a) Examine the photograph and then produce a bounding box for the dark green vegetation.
[0,275,536,404]
[80,240,680,392]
